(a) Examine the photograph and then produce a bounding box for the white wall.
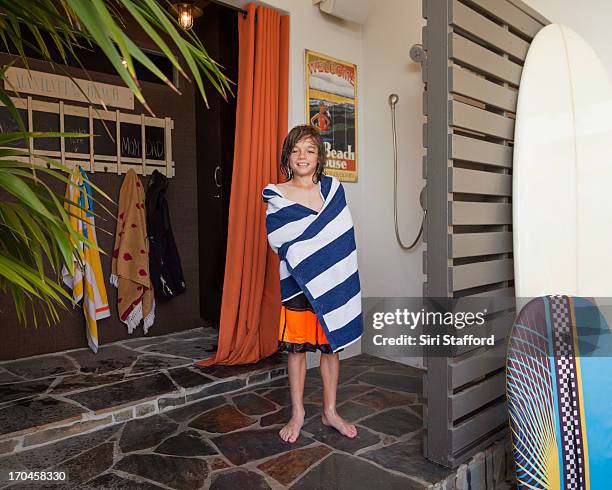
[360,0,425,298]
[360,0,425,368]
[522,0,612,78]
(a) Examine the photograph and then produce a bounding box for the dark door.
[195,4,238,327]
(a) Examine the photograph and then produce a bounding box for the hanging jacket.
[146,170,186,301]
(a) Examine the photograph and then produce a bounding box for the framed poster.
[305,50,358,182]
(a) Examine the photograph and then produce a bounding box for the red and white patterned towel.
[110,169,155,333]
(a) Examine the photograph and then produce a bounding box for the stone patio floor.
[0,328,289,453]
[0,353,476,489]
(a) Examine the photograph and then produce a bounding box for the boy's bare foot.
[322,410,357,438]
[279,410,305,443]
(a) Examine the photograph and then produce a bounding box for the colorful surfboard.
[507,296,612,489]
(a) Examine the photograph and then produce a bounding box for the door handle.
[213,165,221,198]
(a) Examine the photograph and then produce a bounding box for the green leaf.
[0,171,57,221]
[0,203,27,241]
[64,0,144,101]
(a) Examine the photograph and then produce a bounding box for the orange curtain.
[196,3,289,366]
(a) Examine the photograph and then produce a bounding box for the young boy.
[262,125,363,443]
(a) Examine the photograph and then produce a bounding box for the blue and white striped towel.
[262,173,363,352]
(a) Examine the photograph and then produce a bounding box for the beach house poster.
[305,50,358,182]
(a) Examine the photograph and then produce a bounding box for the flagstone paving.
[0,354,464,489]
[0,353,516,489]
[0,327,287,451]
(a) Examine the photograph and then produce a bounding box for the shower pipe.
[389,93,426,250]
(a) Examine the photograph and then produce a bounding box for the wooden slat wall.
[451,372,506,420]
[451,202,512,225]
[452,134,513,168]
[452,232,513,258]
[451,168,512,196]
[422,0,549,467]
[452,259,514,291]
[451,101,515,139]
[451,33,523,85]
[450,342,507,388]
[451,65,518,111]
[451,402,508,452]
[451,0,530,60]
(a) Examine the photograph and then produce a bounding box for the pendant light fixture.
[170,2,203,30]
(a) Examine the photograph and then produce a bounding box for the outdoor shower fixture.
[389,93,426,250]
[409,43,427,64]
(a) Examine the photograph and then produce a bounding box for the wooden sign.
[4,67,134,110]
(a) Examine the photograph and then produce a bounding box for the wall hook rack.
[0,96,175,178]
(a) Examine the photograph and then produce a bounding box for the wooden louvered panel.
[451,202,512,225]
[451,65,518,112]
[451,33,523,86]
[451,134,513,168]
[451,371,506,420]
[450,101,515,139]
[450,342,507,388]
[452,259,514,291]
[451,168,512,196]
[451,401,508,452]
[451,0,530,60]
[423,0,547,468]
[463,0,542,38]
[452,231,513,257]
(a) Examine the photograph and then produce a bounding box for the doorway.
[194,2,239,328]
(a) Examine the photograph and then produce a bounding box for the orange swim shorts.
[278,293,339,354]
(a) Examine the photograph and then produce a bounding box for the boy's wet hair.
[280,124,326,183]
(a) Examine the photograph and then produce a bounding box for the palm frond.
[0,0,232,324]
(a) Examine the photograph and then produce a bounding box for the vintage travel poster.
[305,50,358,182]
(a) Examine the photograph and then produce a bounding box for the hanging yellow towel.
[62,166,110,353]
[110,169,155,334]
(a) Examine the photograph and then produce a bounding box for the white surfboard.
[513,24,612,297]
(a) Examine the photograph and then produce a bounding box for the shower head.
[388,93,399,107]
[409,44,426,63]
